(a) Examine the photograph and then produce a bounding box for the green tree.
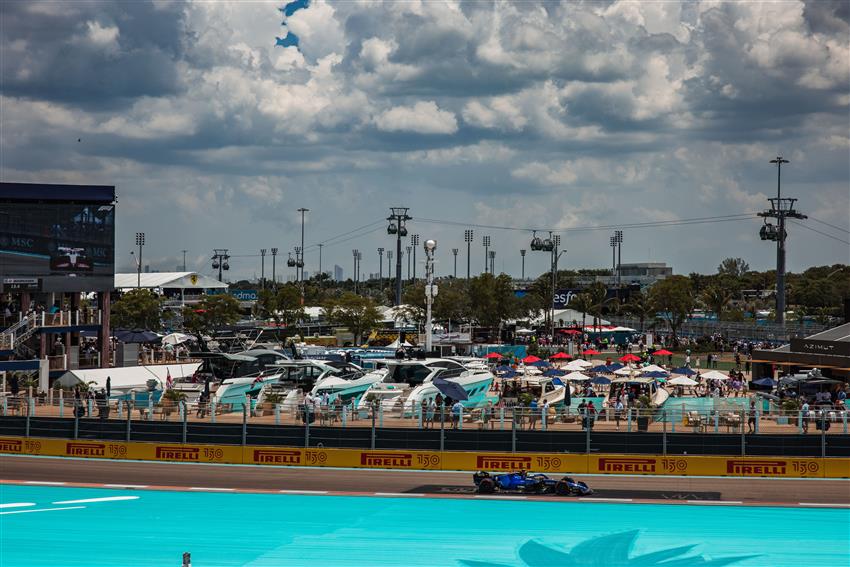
[569,293,593,330]
[622,289,654,332]
[701,285,734,320]
[468,273,520,328]
[181,294,242,338]
[111,289,165,330]
[648,275,694,345]
[586,282,617,330]
[717,257,750,278]
[257,285,305,327]
[323,292,382,345]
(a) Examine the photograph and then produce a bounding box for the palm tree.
[623,290,653,332]
[570,293,593,331]
[587,282,617,331]
[701,285,733,321]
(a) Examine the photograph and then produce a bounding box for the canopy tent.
[114,272,227,291]
[643,371,669,379]
[55,363,201,391]
[564,371,591,381]
[387,339,413,349]
[701,370,730,381]
[565,359,593,371]
[640,364,668,374]
[668,376,698,386]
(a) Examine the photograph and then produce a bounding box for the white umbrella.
[701,370,730,381]
[566,360,592,371]
[641,364,668,374]
[614,366,635,376]
[161,332,192,346]
[515,328,534,335]
[564,371,591,381]
[668,376,698,386]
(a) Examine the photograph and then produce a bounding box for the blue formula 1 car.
[473,470,593,496]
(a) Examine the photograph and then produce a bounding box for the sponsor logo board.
[66,442,106,457]
[360,452,413,467]
[726,459,786,475]
[253,449,302,465]
[155,446,200,461]
[476,455,533,470]
[598,457,657,473]
[0,439,23,453]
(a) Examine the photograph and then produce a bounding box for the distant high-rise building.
[144,265,150,273]
[334,264,343,281]
[302,271,309,280]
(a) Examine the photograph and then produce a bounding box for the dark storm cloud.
[0,0,187,108]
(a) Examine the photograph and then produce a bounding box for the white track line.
[579,497,633,502]
[0,502,35,509]
[686,500,743,505]
[189,487,234,492]
[799,502,850,508]
[23,481,66,486]
[0,506,84,515]
[103,484,149,489]
[278,489,329,495]
[53,496,139,505]
[374,492,425,497]
[474,495,527,500]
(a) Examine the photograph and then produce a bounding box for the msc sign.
[476,455,532,470]
[155,446,200,461]
[360,452,413,467]
[726,459,786,475]
[598,457,657,473]
[253,449,302,465]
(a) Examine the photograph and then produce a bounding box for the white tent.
[700,370,730,381]
[55,363,201,391]
[668,376,698,386]
[565,360,592,371]
[114,272,227,290]
[641,364,668,374]
[387,338,413,349]
[564,371,591,381]
[614,366,637,376]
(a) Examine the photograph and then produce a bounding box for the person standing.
[615,398,624,431]
[801,398,810,433]
[451,400,463,429]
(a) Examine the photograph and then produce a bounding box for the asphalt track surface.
[2,455,848,507]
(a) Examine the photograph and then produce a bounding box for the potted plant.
[636,395,653,432]
[257,391,284,416]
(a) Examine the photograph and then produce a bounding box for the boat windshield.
[387,364,433,386]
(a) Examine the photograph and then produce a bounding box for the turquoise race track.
[1,484,848,567]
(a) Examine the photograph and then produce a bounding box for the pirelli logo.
[598,458,657,473]
[0,439,22,453]
[727,459,786,475]
[253,449,301,465]
[155,447,200,461]
[360,452,413,467]
[476,455,532,470]
[66,442,106,457]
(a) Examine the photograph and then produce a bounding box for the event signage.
[2,278,41,291]
[790,338,850,357]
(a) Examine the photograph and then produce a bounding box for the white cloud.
[374,101,458,135]
[85,21,119,50]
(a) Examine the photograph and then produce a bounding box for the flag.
[166,368,174,390]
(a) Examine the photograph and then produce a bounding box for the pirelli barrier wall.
[2,437,848,478]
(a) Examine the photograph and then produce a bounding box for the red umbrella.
[620,353,641,362]
[484,352,503,359]
[582,349,600,356]
[522,355,542,364]
[550,352,572,360]
[559,329,581,335]
[653,349,673,356]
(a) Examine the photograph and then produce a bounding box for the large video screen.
[0,185,115,292]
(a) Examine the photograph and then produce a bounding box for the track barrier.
[1,436,847,478]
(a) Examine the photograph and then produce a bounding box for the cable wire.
[808,216,850,235]
[788,220,850,246]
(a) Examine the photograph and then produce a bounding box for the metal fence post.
[116,397,122,419]
[274,403,281,426]
[627,407,632,432]
[798,410,803,434]
[88,397,94,417]
[305,404,311,448]
[59,389,64,418]
[585,412,591,454]
[341,404,347,428]
[370,403,376,450]
[25,398,30,438]
[379,403,384,428]
[29,397,35,418]
[740,409,746,456]
[440,403,445,453]
[714,411,719,433]
[182,401,188,444]
[147,396,153,422]
[843,411,847,434]
[499,407,505,431]
[662,410,667,456]
[542,407,547,432]
[210,401,216,423]
[511,408,516,453]
[241,403,247,446]
[125,403,131,442]
[417,404,423,429]
[74,413,79,440]
[670,408,676,433]
[821,412,826,458]
[755,410,760,434]
[459,406,463,431]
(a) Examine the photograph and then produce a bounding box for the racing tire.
[554,480,571,496]
[477,477,496,494]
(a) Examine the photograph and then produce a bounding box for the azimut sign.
[791,338,850,357]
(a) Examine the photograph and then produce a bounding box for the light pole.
[613,230,623,287]
[452,248,458,278]
[482,235,491,274]
[352,249,359,294]
[387,207,411,306]
[211,249,230,282]
[406,246,412,282]
[530,232,564,340]
[293,246,304,284]
[759,157,806,325]
[386,250,393,282]
[609,235,617,276]
[135,232,145,288]
[378,247,384,291]
[464,229,473,279]
[411,234,420,280]
[260,248,267,289]
[297,208,309,296]
[318,243,323,281]
[424,239,437,353]
[181,249,187,271]
[271,247,278,285]
[489,250,496,275]
[520,249,526,280]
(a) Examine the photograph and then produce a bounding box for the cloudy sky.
[1,0,848,282]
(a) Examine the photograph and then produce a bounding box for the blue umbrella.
[643,371,668,379]
[753,377,776,387]
[590,364,610,373]
[544,368,565,377]
[432,377,468,401]
[499,370,520,379]
[531,360,550,367]
[494,365,513,373]
[608,362,624,371]
[671,366,696,376]
[591,376,611,385]
[552,378,564,387]
[113,329,160,343]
